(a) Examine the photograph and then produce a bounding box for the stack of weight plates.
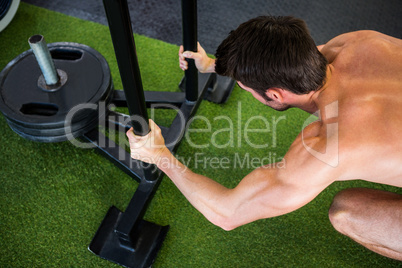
[0,42,114,142]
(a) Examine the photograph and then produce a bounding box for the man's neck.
[289,65,333,114]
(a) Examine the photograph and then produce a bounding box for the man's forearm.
[157,151,233,229]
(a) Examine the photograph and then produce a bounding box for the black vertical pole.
[103,0,158,249]
[181,0,198,102]
[103,0,149,136]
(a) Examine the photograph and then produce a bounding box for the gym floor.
[22,0,402,54]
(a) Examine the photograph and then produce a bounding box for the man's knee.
[328,188,365,234]
[329,188,402,260]
[328,187,392,233]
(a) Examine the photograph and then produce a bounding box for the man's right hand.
[179,42,216,73]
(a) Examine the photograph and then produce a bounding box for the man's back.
[319,31,402,187]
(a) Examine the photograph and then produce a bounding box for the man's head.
[215,16,328,109]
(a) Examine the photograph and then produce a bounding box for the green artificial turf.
[1,3,401,267]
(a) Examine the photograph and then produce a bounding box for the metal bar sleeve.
[28,35,59,85]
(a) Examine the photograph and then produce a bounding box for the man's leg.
[328,187,402,261]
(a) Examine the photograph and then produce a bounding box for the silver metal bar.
[28,35,59,85]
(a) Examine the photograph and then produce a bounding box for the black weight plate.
[8,100,110,139]
[0,42,113,142]
[6,110,99,136]
[7,96,111,142]
[7,109,102,143]
[0,42,112,128]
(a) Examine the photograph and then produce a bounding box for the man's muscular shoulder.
[320,30,400,63]
[323,30,391,48]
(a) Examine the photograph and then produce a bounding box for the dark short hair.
[215,16,328,98]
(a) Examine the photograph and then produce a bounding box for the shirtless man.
[127,16,402,260]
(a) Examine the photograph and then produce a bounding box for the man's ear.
[266,88,285,103]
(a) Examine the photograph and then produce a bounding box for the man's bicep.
[227,143,336,227]
[228,152,332,225]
